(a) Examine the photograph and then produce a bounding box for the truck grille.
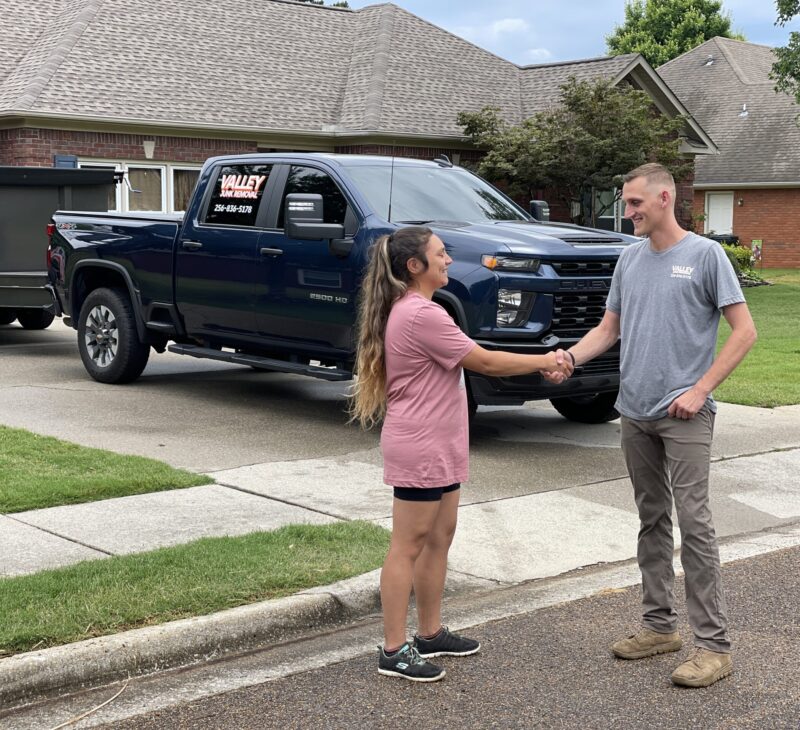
[578,353,620,375]
[551,292,607,338]
[550,260,616,276]
[546,259,617,338]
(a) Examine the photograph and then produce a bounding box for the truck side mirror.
[285,193,345,241]
[529,200,550,222]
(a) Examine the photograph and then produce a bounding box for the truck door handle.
[260,247,284,256]
[181,240,203,250]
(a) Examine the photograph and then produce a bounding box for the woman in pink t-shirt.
[351,226,572,682]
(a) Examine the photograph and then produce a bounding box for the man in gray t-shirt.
[546,163,756,688]
[607,230,745,421]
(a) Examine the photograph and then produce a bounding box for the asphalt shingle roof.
[519,55,638,116]
[0,0,702,145]
[658,37,800,185]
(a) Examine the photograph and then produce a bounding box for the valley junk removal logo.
[671,265,694,280]
[219,174,267,199]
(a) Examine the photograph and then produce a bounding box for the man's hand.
[541,349,573,384]
[667,386,708,419]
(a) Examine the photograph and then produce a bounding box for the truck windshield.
[344,165,528,223]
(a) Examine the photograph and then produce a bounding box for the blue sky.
[345,1,799,65]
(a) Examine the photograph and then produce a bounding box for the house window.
[593,189,621,231]
[78,162,121,212]
[128,166,165,212]
[172,168,201,212]
[77,160,202,214]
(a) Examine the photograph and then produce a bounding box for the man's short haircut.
[623,163,675,190]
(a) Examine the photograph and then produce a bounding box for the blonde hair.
[623,163,675,194]
[349,227,432,428]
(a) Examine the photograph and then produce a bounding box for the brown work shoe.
[611,628,682,659]
[670,648,732,688]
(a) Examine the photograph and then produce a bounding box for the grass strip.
[0,521,390,656]
[715,268,800,408]
[0,426,211,513]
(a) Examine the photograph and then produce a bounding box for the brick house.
[659,37,800,268]
[2,0,713,230]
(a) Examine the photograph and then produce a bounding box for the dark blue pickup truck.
[48,153,634,423]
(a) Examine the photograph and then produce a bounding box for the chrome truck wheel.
[77,288,150,383]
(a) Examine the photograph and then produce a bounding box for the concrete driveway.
[2,320,799,586]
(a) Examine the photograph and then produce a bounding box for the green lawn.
[0,521,390,656]
[715,268,800,408]
[0,426,212,513]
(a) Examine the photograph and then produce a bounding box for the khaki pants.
[621,408,730,653]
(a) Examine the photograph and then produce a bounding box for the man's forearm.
[695,327,757,397]
[568,324,620,366]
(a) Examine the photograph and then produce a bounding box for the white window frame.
[77,161,123,212]
[77,160,203,214]
[126,163,167,214]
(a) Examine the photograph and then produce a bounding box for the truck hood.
[429,220,636,258]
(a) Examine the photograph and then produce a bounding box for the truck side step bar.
[167,344,352,382]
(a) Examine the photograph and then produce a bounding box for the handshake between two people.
[540,348,574,384]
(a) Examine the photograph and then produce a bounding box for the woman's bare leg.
[381,497,440,650]
[413,489,459,637]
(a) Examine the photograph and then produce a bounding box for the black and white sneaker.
[378,643,446,682]
[414,626,481,658]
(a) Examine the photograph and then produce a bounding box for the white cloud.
[524,47,554,62]
[454,17,530,45]
[490,18,529,35]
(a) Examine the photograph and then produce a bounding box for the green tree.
[606,0,744,67]
[771,0,800,104]
[458,78,691,226]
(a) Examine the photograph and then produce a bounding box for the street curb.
[0,573,378,710]
[0,568,489,710]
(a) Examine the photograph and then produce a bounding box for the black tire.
[549,391,620,424]
[0,310,16,326]
[77,287,150,384]
[15,309,55,330]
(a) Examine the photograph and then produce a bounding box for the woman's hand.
[541,349,574,383]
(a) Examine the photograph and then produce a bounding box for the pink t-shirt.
[381,291,476,488]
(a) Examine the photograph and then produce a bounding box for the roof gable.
[519,55,637,115]
[659,37,800,185]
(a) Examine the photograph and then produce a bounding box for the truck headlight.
[497,289,535,327]
[482,255,540,273]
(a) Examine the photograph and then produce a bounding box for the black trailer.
[0,166,117,329]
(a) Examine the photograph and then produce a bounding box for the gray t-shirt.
[605,232,745,420]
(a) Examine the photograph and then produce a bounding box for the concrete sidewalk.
[1,402,799,709]
[3,404,800,583]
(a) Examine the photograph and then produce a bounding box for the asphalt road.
[2,320,799,728]
[87,544,800,730]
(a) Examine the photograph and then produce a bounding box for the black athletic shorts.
[393,484,460,502]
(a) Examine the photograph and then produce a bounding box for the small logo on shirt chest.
[671,265,694,280]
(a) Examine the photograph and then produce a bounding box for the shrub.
[721,243,754,273]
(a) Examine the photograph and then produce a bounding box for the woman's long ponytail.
[349,227,432,428]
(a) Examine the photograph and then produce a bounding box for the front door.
[175,162,274,340]
[705,192,734,235]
